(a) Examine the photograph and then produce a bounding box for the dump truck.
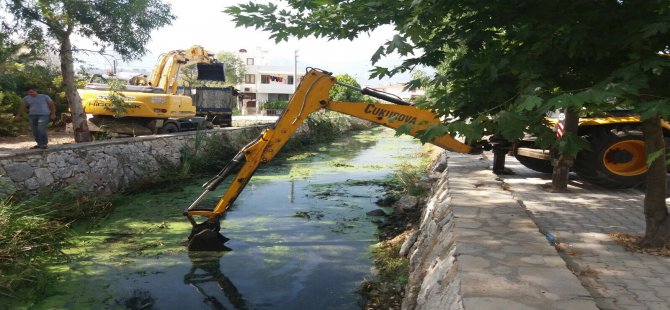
[181,86,239,127]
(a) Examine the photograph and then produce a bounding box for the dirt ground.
[0,129,75,151]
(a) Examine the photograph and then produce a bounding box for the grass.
[0,188,112,302]
[360,144,441,310]
[361,232,411,309]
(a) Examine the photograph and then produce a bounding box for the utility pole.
[294,49,298,93]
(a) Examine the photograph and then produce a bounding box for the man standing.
[14,87,57,149]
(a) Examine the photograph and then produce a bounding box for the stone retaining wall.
[0,126,267,198]
[401,152,462,309]
[0,116,366,198]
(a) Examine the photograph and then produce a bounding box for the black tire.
[574,128,647,188]
[514,154,553,173]
[159,122,179,134]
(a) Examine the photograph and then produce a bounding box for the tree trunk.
[551,154,573,191]
[59,35,92,142]
[551,109,579,191]
[640,115,670,247]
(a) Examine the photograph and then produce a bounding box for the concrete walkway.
[439,153,597,309]
[445,150,670,309]
[497,154,670,310]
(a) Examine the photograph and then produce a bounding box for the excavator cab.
[184,68,485,251]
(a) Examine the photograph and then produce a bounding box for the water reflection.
[185,252,250,310]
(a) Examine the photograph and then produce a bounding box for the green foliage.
[4,1,174,61]
[554,133,591,158]
[329,74,366,102]
[263,100,288,110]
[0,190,112,302]
[360,240,408,308]
[646,149,666,168]
[0,28,64,136]
[216,51,247,85]
[0,115,27,137]
[392,160,431,197]
[226,0,670,158]
[103,79,135,117]
[304,112,348,142]
[232,105,242,116]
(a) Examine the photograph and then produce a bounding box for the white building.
[236,48,305,115]
[371,83,425,101]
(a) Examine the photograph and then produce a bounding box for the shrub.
[263,100,288,110]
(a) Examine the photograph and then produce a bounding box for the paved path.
[492,153,670,309]
[439,153,597,309]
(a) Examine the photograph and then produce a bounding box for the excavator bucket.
[187,220,231,251]
[197,63,225,82]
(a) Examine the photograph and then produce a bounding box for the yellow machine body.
[78,89,196,118]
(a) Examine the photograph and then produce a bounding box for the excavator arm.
[144,45,224,94]
[185,69,484,251]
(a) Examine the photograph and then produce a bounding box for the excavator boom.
[185,69,483,251]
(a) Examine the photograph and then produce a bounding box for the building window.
[287,75,294,85]
[268,93,290,101]
[246,58,254,65]
[244,74,255,84]
[261,75,270,84]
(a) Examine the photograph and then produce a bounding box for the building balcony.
[257,83,295,94]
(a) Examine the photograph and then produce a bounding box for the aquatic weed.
[0,186,113,303]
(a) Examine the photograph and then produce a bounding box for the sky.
[78,0,413,87]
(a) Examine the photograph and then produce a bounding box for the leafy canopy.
[226,1,670,147]
[216,51,247,86]
[329,74,366,102]
[2,0,174,60]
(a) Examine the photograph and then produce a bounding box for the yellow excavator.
[77,46,225,135]
[183,68,670,251]
[184,68,486,251]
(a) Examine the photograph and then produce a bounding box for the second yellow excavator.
[77,46,226,136]
[183,68,487,251]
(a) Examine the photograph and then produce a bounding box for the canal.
[33,127,424,309]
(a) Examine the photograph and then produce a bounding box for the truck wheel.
[574,128,646,188]
[159,123,179,134]
[514,154,553,173]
